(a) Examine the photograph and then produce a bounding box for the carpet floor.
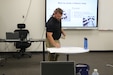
[0,52,113,75]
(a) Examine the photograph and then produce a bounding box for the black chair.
[14,24,31,58]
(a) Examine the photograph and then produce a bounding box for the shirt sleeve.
[46,23,54,32]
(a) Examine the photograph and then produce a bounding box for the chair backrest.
[14,30,29,40]
[18,24,25,28]
[14,24,29,41]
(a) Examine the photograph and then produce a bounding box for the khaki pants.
[46,38,60,48]
[46,38,60,61]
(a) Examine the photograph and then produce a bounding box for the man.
[46,8,66,61]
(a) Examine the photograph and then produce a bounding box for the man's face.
[54,12,62,21]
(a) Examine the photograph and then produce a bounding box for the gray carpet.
[0,52,113,75]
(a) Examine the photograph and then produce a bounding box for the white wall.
[0,0,113,52]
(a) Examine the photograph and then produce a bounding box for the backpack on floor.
[75,63,90,75]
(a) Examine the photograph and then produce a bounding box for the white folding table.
[47,47,89,61]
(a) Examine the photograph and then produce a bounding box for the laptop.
[6,32,20,41]
[41,61,75,75]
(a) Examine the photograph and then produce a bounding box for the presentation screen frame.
[45,0,99,29]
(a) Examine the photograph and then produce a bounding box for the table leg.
[43,41,45,61]
[66,54,69,61]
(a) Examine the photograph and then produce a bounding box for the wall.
[98,0,113,30]
[0,0,45,52]
[0,0,113,52]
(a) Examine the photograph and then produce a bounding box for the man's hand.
[61,35,65,39]
[54,43,61,48]
[61,29,66,39]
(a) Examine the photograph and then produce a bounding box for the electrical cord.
[23,0,32,23]
[34,27,46,50]
[21,0,45,51]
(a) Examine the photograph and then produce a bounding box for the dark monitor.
[6,32,19,40]
[41,61,75,75]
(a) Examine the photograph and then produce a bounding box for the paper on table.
[47,47,89,54]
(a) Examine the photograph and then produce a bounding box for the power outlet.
[22,15,25,19]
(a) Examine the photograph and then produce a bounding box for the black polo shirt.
[46,17,62,40]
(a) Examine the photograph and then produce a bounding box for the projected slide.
[46,0,98,28]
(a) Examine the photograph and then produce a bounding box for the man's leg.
[48,53,56,61]
[54,53,59,61]
[46,39,60,61]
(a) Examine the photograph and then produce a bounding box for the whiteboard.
[98,0,113,30]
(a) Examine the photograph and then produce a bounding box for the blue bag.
[76,63,90,75]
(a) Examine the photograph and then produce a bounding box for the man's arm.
[47,32,60,48]
[61,29,66,39]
